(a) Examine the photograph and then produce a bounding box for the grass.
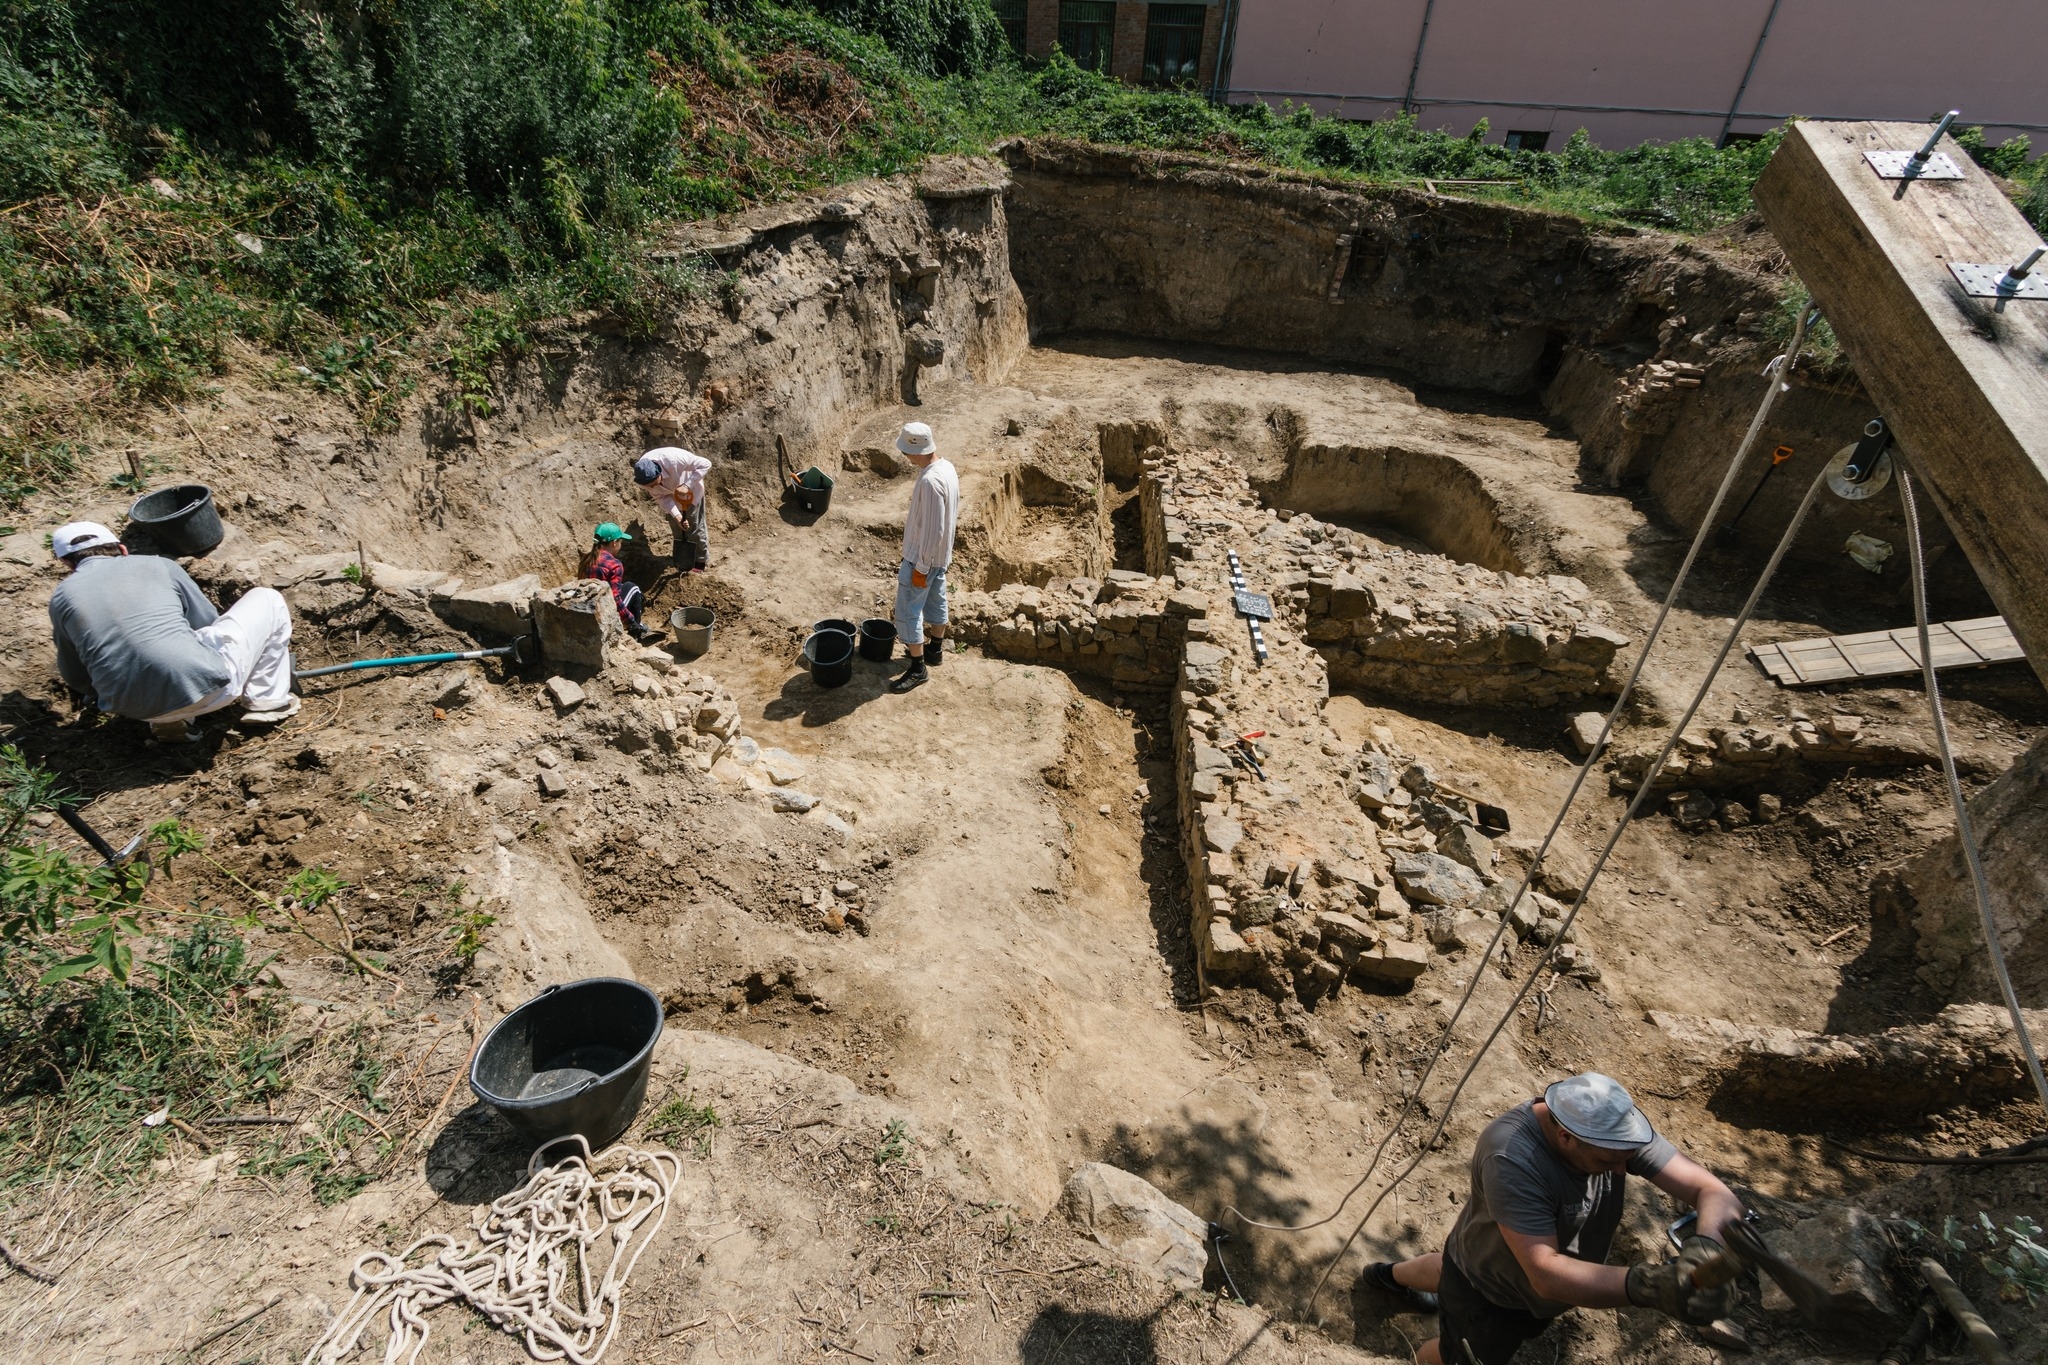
[0,2,2041,504]
[647,1073,722,1157]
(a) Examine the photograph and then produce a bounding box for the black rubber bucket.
[127,484,224,557]
[470,977,663,1150]
[787,466,834,515]
[814,617,857,639]
[858,618,896,662]
[803,628,855,688]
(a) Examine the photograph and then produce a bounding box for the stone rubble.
[952,445,1638,999]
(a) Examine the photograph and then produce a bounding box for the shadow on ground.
[424,1102,532,1205]
[1015,1303,1164,1365]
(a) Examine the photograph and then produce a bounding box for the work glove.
[1626,1235,1737,1326]
[911,569,928,589]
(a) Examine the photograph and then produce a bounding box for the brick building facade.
[1009,0,1225,92]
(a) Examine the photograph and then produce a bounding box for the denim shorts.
[893,559,948,646]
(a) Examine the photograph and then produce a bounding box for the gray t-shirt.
[1444,1100,1675,1317]
[48,555,229,720]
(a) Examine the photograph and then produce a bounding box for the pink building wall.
[1221,0,2047,150]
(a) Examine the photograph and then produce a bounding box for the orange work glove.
[912,569,928,589]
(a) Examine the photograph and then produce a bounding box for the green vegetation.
[1,0,2040,511]
[0,744,285,1184]
[646,1072,721,1156]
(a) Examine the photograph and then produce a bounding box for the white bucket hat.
[1545,1072,1654,1150]
[51,521,119,560]
[895,422,937,458]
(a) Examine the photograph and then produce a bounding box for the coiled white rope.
[303,1137,680,1365]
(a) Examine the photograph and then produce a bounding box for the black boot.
[924,632,944,667]
[888,657,928,693]
[1362,1262,1439,1314]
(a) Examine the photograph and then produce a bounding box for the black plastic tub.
[857,618,896,662]
[470,978,663,1150]
[814,617,857,639]
[127,484,224,557]
[803,628,855,688]
[786,466,834,515]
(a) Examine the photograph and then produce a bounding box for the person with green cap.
[580,523,649,637]
[1361,1071,1746,1364]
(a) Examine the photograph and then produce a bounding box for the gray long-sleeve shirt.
[49,555,231,719]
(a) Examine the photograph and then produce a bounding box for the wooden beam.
[1752,121,2048,684]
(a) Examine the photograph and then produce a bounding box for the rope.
[303,1138,680,1365]
[1227,307,1820,1253]
[1897,462,2048,1118]
[1297,454,1834,1317]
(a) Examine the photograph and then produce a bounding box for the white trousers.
[148,587,296,722]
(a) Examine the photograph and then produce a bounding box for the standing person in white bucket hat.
[1360,1071,1746,1364]
[47,521,299,743]
[887,421,958,694]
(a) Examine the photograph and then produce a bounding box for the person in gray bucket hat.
[1361,1071,1746,1365]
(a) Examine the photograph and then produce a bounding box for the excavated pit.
[5,145,2047,1364]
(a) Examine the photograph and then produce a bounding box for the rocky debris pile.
[1649,1003,2048,1114]
[1301,547,1628,707]
[1060,1163,1208,1291]
[1615,357,1706,435]
[1748,1205,1904,1346]
[523,645,834,821]
[1604,706,1941,822]
[1136,447,1630,707]
[1349,740,1603,981]
[945,571,1190,691]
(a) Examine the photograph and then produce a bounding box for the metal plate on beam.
[1863,150,1964,180]
[1948,262,2048,301]
[1233,589,1273,621]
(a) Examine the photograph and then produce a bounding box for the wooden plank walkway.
[1748,616,2025,687]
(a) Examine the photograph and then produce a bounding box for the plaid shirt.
[585,549,632,618]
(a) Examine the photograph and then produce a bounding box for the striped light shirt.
[901,458,959,574]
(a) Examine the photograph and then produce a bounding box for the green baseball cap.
[593,522,632,542]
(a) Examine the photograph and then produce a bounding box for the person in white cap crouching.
[1361,1071,1746,1364]
[47,522,299,743]
[888,422,958,694]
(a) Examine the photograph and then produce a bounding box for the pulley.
[1825,418,1895,501]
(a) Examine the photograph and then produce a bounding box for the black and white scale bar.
[1226,551,1269,666]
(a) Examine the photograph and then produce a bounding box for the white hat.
[51,521,119,560]
[1545,1072,1654,1150]
[895,422,937,457]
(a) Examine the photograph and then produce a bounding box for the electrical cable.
[1896,462,2048,1119]
[1296,454,1834,1318]
[1226,307,1818,1253]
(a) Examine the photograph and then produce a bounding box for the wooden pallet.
[1747,616,2024,686]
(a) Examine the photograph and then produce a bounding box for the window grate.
[1059,0,1116,72]
[991,0,1027,54]
[1142,2,1207,86]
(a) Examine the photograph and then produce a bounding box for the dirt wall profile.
[1000,142,1990,610]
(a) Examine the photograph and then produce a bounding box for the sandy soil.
[0,338,2041,1365]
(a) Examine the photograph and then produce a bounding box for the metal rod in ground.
[1918,1259,2013,1365]
[55,805,119,862]
[293,640,527,680]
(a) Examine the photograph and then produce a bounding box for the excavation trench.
[8,144,2048,1363]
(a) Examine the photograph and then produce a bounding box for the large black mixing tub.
[470,977,663,1149]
